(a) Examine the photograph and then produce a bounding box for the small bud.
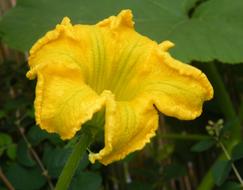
[208,130,215,136]
[217,119,224,125]
[206,125,211,131]
[208,120,214,125]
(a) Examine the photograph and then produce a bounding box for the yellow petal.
[138,42,214,120]
[89,95,158,165]
[26,17,108,139]
[34,64,111,139]
[27,17,90,81]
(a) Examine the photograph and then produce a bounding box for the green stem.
[55,132,92,190]
[219,142,243,186]
[231,164,243,187]
[197,63,241,190]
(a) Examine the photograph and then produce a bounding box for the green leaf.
[27,125,49,146]
[17,139,35,167]
[43,146,72,178]
[6,164,46,190]
[190,139,215,152]
[0,0,243,63]
[69,171,102,190]
[0,133,12,144]
[212,160,231,186]
[6,144,17,160]
[232,141,243,161]
[0,133,16,160]
[27,125,61,146]
[0,133,13,156]
[219,181,242,190]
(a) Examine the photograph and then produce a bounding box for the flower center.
[83,31,152,101]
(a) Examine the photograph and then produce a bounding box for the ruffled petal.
[33,64,111,139]
[138,41,213,120]
[26,17,109,139]
[27,17,93,82]
[89,95,158,165]
[26,19,111,139]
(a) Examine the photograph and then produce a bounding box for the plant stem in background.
[14,111,54,190]
[15,113,54,190]
[219,142,243,186]
[0,167,15,190]
[197,62,241,190]
[19,127,54,189]
[55,132,92,190]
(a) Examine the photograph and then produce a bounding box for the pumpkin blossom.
[27,10,213,165]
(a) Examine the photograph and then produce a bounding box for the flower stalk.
[55,132,92,190]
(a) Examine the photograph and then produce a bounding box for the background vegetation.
[1,0,243,189]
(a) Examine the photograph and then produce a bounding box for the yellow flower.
[27,10,213,165]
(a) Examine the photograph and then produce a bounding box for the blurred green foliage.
[1,0,243,190]
[1,0,243,63]
[0,133,16,160]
